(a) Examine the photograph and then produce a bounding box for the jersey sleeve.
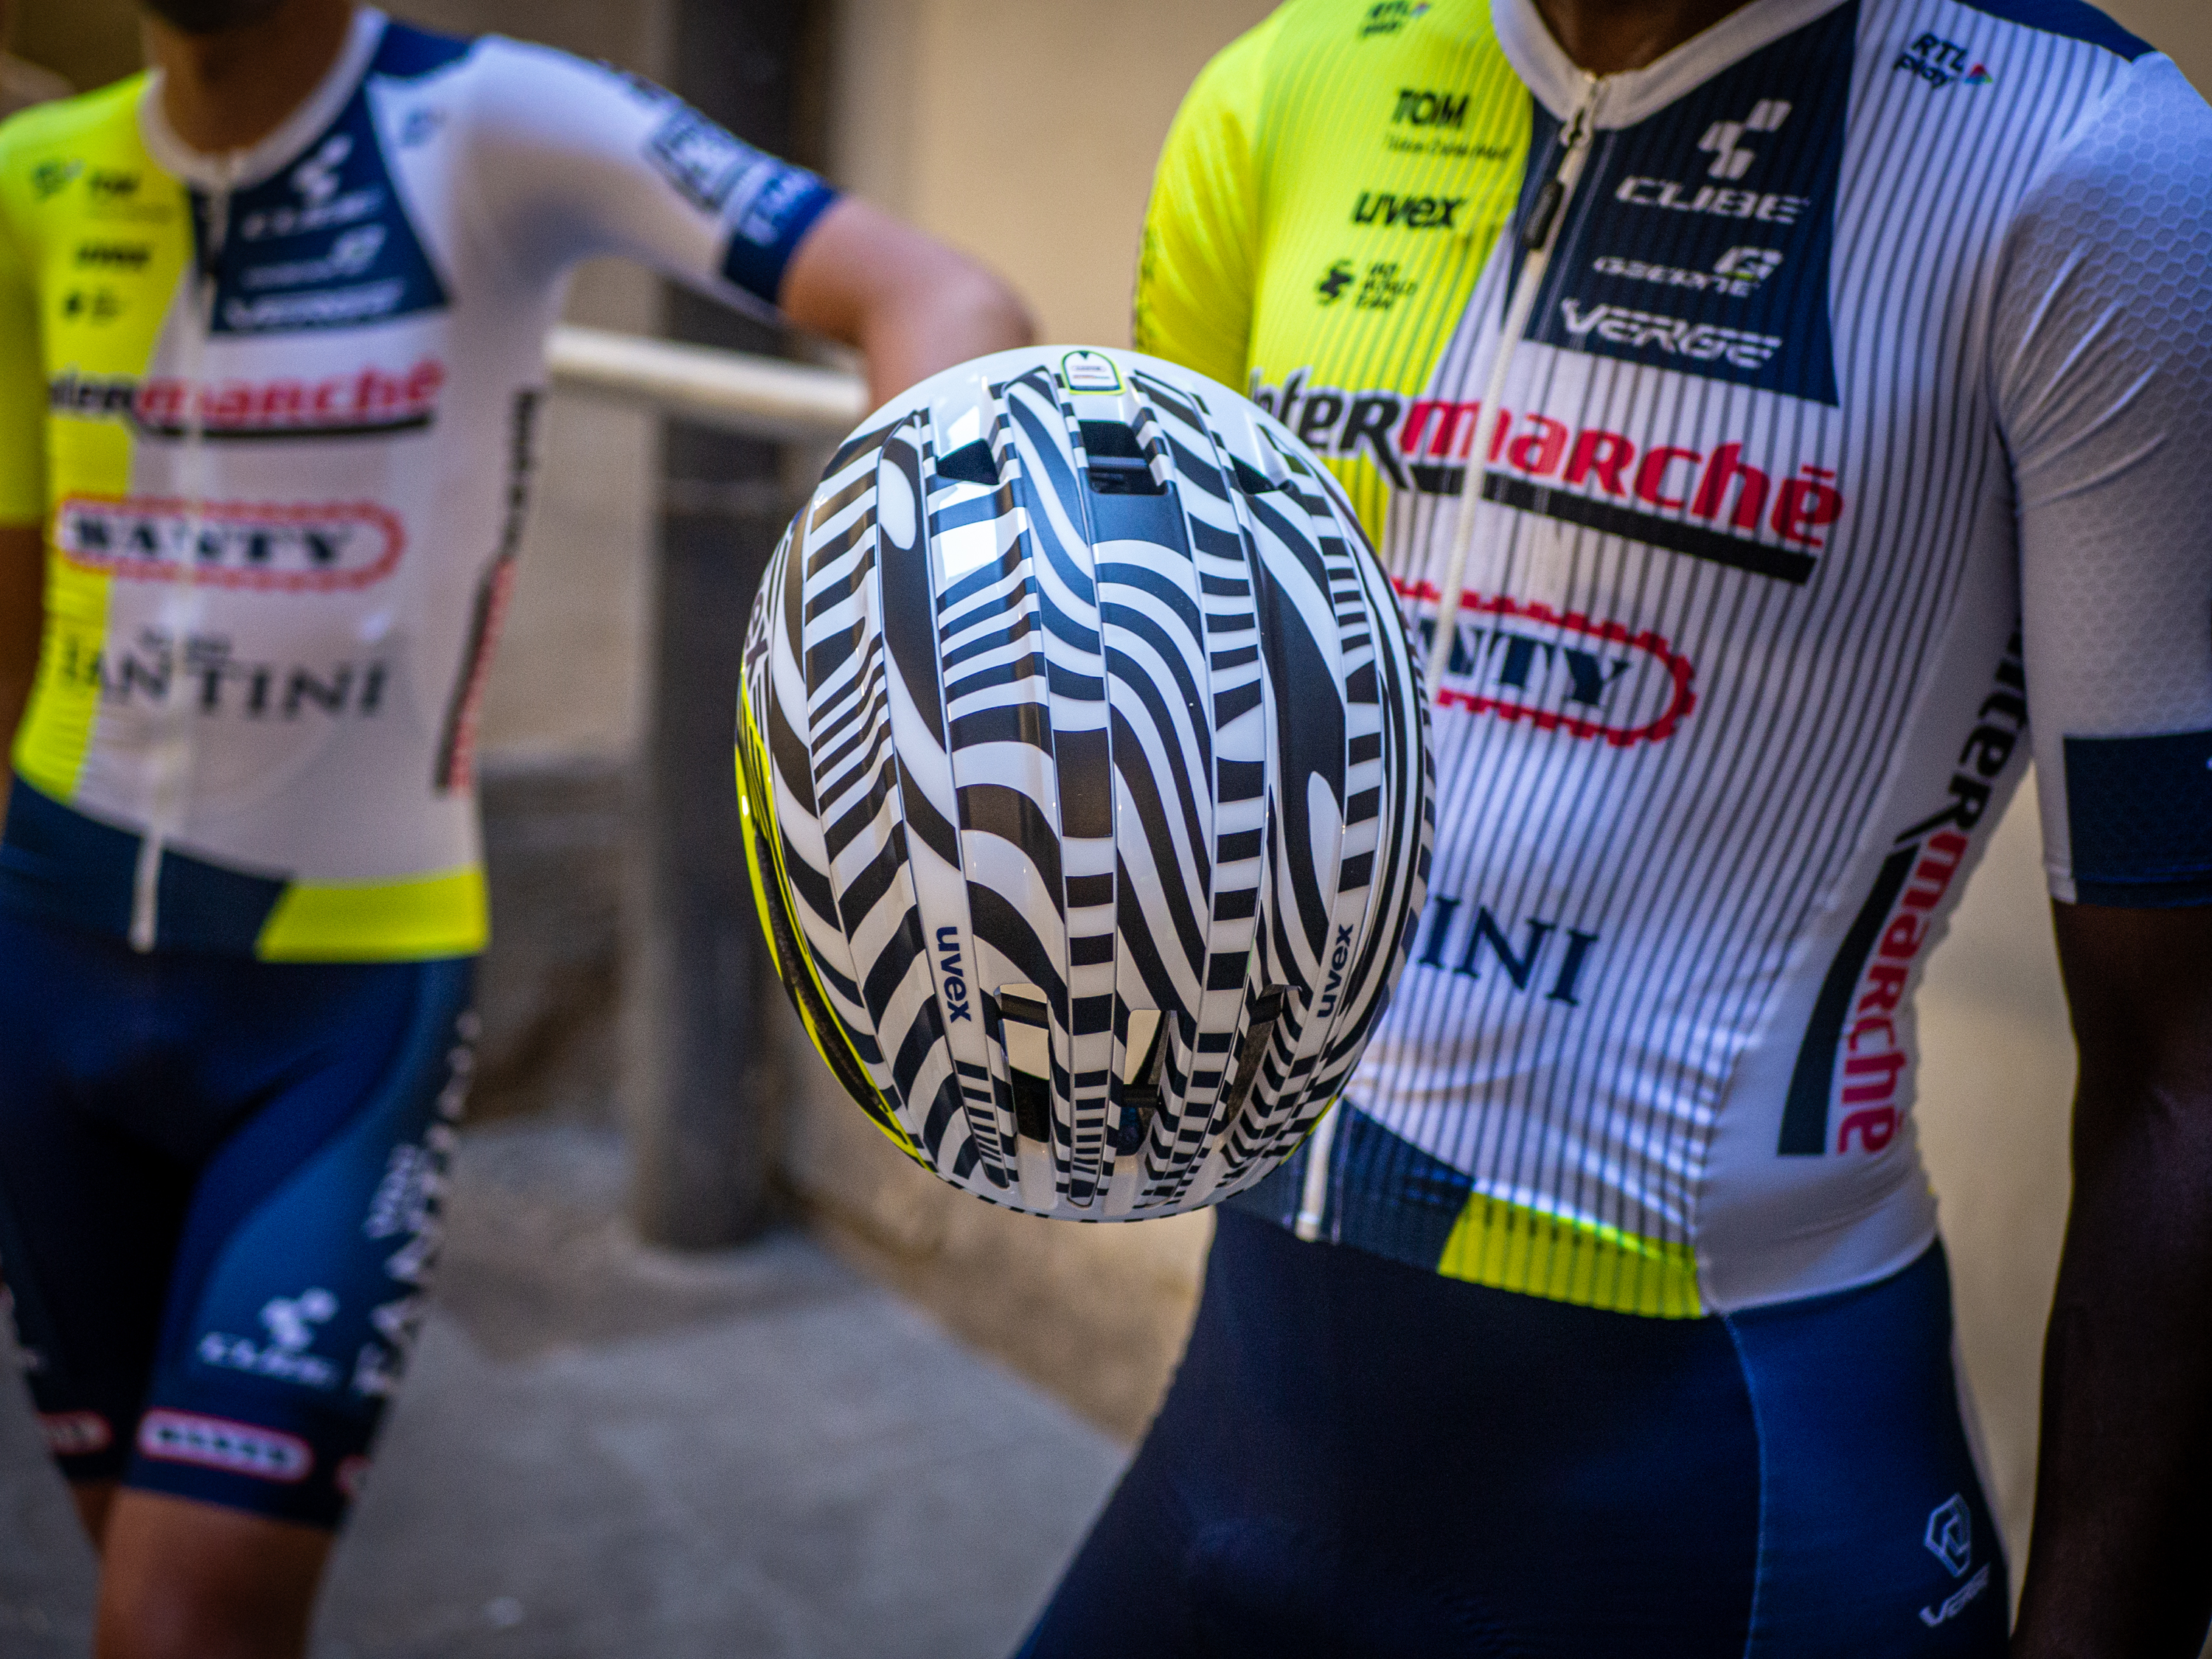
[1994,54,2212,908]
[0,150,45,526]
[462,40,839,316]
[1132,13,1279,387]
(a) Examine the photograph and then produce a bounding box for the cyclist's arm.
[778,197,1034,408]
[464,41,1030,405]
[1131,15,1274,383]
[1997,55,2212,1658]
[0,173,42,808]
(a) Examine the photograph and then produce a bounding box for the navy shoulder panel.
[1952,0,2152,60]
[372,18,476,79]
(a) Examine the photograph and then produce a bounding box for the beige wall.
[828,0,1279,349]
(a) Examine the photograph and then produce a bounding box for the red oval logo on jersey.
[1397,580,1697,746]
[53,496,404,592]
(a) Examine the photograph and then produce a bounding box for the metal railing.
[545,324,869,441]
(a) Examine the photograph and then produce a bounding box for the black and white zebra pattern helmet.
[737,346,1433,1220]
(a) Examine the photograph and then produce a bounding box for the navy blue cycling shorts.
[1020,1210,2008,1658]
[0,909,476,1528]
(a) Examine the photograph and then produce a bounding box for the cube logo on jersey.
[195,1287,343,1391]
[1523,1,1853,405]
[200,88,448,335]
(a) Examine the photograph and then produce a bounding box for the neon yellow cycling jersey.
[1141,0,2212,1315]
[0,7,835,959]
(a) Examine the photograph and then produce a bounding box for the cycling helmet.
[737,346,1433,1220]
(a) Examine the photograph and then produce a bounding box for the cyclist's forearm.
[779,197,1036,406]
[2014,905,2212,1658]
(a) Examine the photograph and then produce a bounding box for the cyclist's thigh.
[1731,1243,2008,1655]
[1021,1211,1766,1659]
[0,914,192,1483]
[125,955,477,1528]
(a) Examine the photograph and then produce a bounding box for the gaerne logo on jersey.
[1397,581,1697,746]
[1251,369,1845,582]
[48,360,445,440]
[137,1411,311,1484]
[55,497,405,591]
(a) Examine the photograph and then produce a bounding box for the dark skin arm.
[0,521,39,832]
[2011,902,2212,1657]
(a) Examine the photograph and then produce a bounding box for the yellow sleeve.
[0,155,44,527]
[1132,12,1281,389]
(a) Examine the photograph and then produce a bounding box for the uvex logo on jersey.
[1397,580,1697,746]
[49,360,445,440]
[1779,633,2027,1156]
[1525,2,1852,405]
[55,496,405,591]
[198,72,448,336]
[1252,369,1845,583]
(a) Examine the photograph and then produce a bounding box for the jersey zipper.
[1422,75,1607,703]
[131,161,235,952]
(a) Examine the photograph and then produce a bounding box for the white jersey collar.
[140,5,388,192]
[1493,0,1853,127]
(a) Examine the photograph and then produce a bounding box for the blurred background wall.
[7,0,2208,1590]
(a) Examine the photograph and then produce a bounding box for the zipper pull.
[1522,98,1596,252]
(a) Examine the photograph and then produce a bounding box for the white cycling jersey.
[0,6,836,958]
[1156,0,2212,1313]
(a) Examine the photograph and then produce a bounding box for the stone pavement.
[0,1123,1125,1659]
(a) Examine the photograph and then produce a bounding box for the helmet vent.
[998,984,1054,1143]
[1079,420,1165,497]
[1222,989,1287,1114]
[1232,456,1283,494]
[936,439,998,485]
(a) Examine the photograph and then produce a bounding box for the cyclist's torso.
[1140,0,2212,1312]
[0,7,832,959]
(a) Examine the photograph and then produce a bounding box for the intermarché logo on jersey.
[1250,369,1846,582]
[1779,635,2025,1158]
[48,360,446,441]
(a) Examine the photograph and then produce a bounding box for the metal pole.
[625,0,828,1248]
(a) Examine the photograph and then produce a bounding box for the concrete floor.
[0,1124,1123,1659]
